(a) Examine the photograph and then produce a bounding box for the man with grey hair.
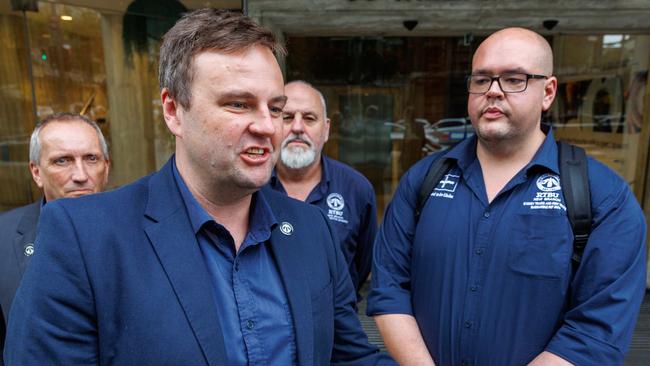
[0,112,110,363]
[264,80,378,300]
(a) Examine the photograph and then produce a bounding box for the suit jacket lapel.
[14,202,40,276]
[143,160,228,366]
[270,226,315,366]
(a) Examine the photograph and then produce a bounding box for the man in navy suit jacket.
[0,112,110,364]
[5,9,392,366]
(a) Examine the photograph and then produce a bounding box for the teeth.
[246,148,264,155]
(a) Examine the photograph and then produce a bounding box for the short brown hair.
[159,8,286,109]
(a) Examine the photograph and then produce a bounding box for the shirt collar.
[269,155,329,192]
[172,158,277,237]
[524,129,560,175]
[269,167,281,189]
[444,135,477,172]
[444,127,559,175]
[319,155,331,184]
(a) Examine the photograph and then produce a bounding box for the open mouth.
[246,147,266,156]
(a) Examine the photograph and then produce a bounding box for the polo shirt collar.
[269,155,330,197]
[445,127,559,176]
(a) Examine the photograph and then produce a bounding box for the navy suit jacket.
[5,159,391,365]
[0,201,40,364]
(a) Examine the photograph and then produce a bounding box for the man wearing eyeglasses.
[368,27,646,366]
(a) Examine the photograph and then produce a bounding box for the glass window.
[0,0,221,210]
[552,34,650,203]
[286,36,476,214]
[286,34,650,218]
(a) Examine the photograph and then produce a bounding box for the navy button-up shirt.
[368,131,647,365]
[265,156,377,297]
[173,163,297,365]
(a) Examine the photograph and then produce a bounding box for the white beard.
[280,135,317,169]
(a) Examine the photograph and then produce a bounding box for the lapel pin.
[279,222,294,236]
[24,243,35,257]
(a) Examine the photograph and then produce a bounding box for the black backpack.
[415,140,592,267]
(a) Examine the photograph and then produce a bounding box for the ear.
[542,76,558,112]
[324,117,331,143]
[102,158,111,186]
[29,161,44,189]
[161,88,183,138]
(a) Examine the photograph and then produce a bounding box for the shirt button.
[475,248,484,255]
[246,320,255,329]
[470,285,478,292]
[464,320,472,328]
[461,361,468,366]
[483,211,490,218]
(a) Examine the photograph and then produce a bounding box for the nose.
[485,78,504,98]
[289,114,305,135]
[249,106,277,136]
[71,160,89,183]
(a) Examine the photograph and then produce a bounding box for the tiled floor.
[358,286,650,364]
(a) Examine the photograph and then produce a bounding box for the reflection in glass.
[553,34,650,197]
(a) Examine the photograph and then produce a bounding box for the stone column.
[100,13,157,187]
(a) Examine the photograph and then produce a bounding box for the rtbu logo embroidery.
[327,193,345,211]
[326,193,349,224]
[536,174,561,192]
[279,222,294,235]
[523,173,566,211]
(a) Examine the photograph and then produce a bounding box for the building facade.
[1,1,649,273]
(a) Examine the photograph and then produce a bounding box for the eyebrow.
[218,91,287,105]
[218,91,255,100]
[270,95,288,105]
[283,109,318,116]
[472,67,530,75]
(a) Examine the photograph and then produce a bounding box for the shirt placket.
[232,250,265,365]
[458,197,492,366]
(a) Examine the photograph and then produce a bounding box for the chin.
[477,123,512,141]
[239,171,273,190]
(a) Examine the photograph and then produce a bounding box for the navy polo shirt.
[173,163,296,365]
[265,156,377,295]
[368,131,647,365]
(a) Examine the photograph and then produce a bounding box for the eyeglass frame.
[466,73,549,94]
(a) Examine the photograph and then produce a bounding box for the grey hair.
[286,80,328,120]
[29,113,109,164]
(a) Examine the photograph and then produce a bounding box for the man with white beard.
[264,80,378,300]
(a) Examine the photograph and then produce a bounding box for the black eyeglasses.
[467,73,548,94]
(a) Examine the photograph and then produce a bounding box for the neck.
[476,129,546,203]
[175,157,253,251]
[276,155,323,201]
[193,189,252,252]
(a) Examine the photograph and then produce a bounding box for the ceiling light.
[60,15,72,21]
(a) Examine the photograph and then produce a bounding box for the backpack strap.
[415,156,454,222]
[557,140,592,267]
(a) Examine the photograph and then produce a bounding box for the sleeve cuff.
[545,325,624,366]
[365,288,413,316]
